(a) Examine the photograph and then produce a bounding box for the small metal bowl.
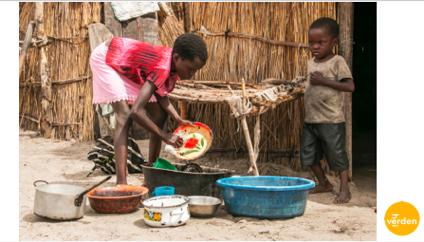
[188,196,222,218]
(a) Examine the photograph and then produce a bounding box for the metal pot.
[33,180,87,220]
[141,164,233,197]
[188,196,222,218]
[142,195,190,227]
[33,176,111,220]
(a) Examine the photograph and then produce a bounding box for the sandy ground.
[19,130,376,241]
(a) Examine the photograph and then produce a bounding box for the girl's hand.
[164,134,184,148]
[178,119,194,126]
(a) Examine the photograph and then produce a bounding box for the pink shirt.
[105,37,179,97]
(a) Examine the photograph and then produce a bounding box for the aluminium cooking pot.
[33,176,111,220]
[33,180,87,220]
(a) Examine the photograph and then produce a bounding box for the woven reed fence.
[163,2,336,168]
[19,3,101,140]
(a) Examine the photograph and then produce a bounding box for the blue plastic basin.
[216,176,315,218]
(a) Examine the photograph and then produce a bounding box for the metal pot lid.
[142,195,189,209]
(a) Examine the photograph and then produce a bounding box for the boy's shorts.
[300,123,349,171]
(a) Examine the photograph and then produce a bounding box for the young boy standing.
[301,17,355,203]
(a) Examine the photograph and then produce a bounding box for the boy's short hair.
[173,33,208,63]
[309,17,339,38]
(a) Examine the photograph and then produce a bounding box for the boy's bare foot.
[334,190,351,204]
[310,181,334,194]
[334,170,351,203]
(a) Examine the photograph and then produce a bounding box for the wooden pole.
[338,3,354,179]
[19,21,35,75]
[182,2,191,32]
[158,2,173,16]
[253,115,261,162]
[35,3,53,138]
[241,78,259,176]
[178,100,188,119]
[88,23,115,139]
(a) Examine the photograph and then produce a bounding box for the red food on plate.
[184,137,199,149]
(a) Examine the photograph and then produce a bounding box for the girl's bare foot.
[310,181,334,194]
[334,190,351,203]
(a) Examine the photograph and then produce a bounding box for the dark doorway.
[352,3,377,171]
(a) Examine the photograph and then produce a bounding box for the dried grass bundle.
[19,2,101,140]
[157,2,184,47]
